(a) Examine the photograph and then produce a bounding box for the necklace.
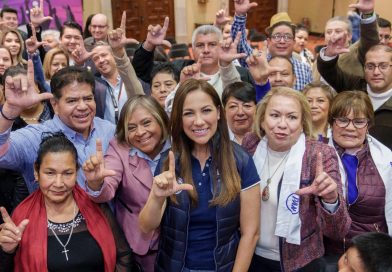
[48,202,77,262]
[262,148,289,201]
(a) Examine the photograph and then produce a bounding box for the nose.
[236,105,245,116]
[54,174,63,186]
[310,100,317,108]
[135,125,146,136]
[159,85,167,94]
[277,116,288,128]
[76,99,88,110]
[194,113,205,126]
[58,63,66,70]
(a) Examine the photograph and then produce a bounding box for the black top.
[47,212,104,272]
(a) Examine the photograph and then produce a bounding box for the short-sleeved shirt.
[185,148,260,270]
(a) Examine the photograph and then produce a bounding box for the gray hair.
[42,29,60,42]
[192,25,222,49]
[325,16,352,35]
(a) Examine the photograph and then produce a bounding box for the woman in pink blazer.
[83,95,171,272]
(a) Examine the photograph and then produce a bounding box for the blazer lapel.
[128,155,153,190]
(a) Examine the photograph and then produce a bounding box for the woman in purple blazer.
[83,95,171,272]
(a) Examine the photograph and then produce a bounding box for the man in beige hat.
[231,0,312,90]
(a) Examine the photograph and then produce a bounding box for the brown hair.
[170,79,240,206]
[115,95,169,147]
[43,47,69,80]
[0,29,26,66]
[328,91,374,128]
[253,87,313,138]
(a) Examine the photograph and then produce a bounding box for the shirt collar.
[54,114,95,140]
[129,139,171,161]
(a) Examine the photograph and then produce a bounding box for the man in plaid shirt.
[231,0,313,91]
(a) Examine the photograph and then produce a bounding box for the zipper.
[180,200,191,272]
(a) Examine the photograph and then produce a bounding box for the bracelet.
[0,107,17,121]
[361,12,374,19]
[27,50,39,58]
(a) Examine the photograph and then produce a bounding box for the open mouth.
[193,128,209,137]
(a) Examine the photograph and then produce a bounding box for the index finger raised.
[120,11,126,32]
[168,150,176,175]
[95,138,103,160]
[316,151,324,176]
[162,17,169,33]
[0,207,14,226]
[26,60,35,88]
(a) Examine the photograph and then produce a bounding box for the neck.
[201,64,219,76]
[105,71,119,86]
[45,195,76,223]
[20,102,44,122]
[233,133,245,145]
[192,144,210,163]
[312,121,328,137]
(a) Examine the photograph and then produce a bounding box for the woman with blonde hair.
[242,87,350,271]
[43,47,69,84]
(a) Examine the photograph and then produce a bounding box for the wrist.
[1,103,20,121]
[219,60,231,68]
[143,41,155,52]
[322,195,338,204]
[235,12,247,17]
[361,11,374,19]
[112,48,125,58]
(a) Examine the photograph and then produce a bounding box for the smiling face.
[0,47,12,75]
[225,96,256,138]
[91,45,116,77]
[51,82,96,138]
[36,151,77,205]
[332,109,368,151]
[127,106,163,159]
[262,95,303,151]
[43,34,59,51]
[269,57,296,87]
[3,32,21,57]
[294,29,309,53]
[193,33,220,73]
[89,14,108,41]
[305,87,330,126]
[268,25,295,57]
[50,53,68,78]
[182,89,220,150]
[364,49,392,93]
[1,12,18,29]
[151,72,177,107]
[60,27,82,54]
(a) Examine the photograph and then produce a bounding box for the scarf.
[253,133,306,245]
[12,184,116,271]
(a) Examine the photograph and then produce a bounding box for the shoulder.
[242,132,261,156]
[84,37,94,45]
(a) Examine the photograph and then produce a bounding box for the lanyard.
[105,79,123,123]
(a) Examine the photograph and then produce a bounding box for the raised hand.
[218,31,247,67]
[214,9,231,27]
[234,0,258,16]
[349,0,374,15]
[180,56,210,83]
[324,32,350,57]
[246,45,284,85]
[30,0,53,27]
[0,207,29,253]
[2,60,53,120]
[296,152,338,203]
[25,24,45,54]
[143,17,171,52]
[71,39,92,66]
[108,11,139,57]
[82,139,116,191]
[152,151,193,197]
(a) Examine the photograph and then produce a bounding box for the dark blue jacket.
[155,144,252,272]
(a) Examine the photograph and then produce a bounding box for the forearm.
[0,104,18,133]
[113,48,144,96]
[357,13,378,64]
[139,192,166,233]
[131,43,155,82]
[30,54,50,92]
[255,80,271,102]
[220,62,241,89]
[231,14,253,67]
[232,232,259,272]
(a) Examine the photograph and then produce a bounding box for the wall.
[288,0,392,34]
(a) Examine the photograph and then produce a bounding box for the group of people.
[0,0,392,271]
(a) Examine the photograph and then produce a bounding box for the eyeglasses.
[90,25,107,29]
[364,62,392,71]
[270,33,294,42]
[334,117,369,129]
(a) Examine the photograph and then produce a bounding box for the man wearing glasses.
[84,13,109,52]
[231,0,313,90]
[318,44,392,149]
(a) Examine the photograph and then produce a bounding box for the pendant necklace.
[262,148,289,201]
[48,202,77,262]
